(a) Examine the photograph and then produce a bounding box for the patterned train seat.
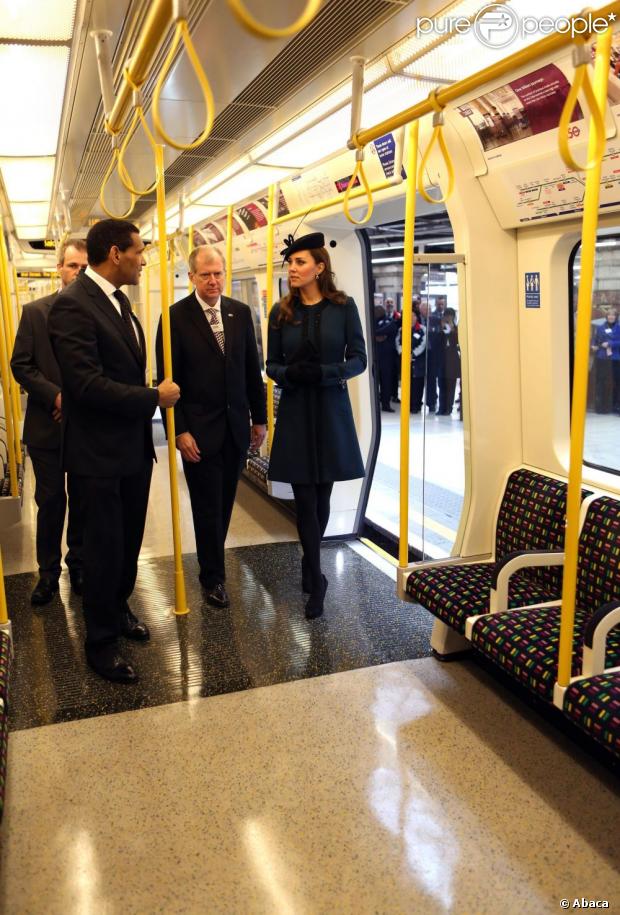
[470,496,620,702]
[0,631,10,821]
[563,672,620,758]
[406,469,573,633]
[245,384,280,490]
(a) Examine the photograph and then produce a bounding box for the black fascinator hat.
[279,231,325,259]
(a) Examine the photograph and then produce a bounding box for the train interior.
[0,0,618,911]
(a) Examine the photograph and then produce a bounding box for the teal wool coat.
[266,297,367,484]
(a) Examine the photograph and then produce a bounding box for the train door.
[364,254,467,560]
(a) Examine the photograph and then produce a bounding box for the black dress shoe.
[120,607,150,641]
[305,575,328,620]
[31,578,58,606]
[301,556,312,593]
[382,406,395,413]
[69,569,83,596]
[204,583,230,608]
[86,646,138,683]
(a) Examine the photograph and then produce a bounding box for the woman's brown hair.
[275,246,347,324]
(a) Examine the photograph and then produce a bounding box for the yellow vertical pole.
[12,266,22,324]
[399,120,419,568]
[187,224,194,293]
[0,547,8,625]
[0,228,21,468]
[557,27,611,687]
[155,144,189,615]
[225,206,233,297]
[265,186,275,454]
[168,236,176,304]
[144,265,152,386]
[0,258,18,497]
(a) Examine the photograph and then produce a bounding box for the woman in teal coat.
[267,232,367,619]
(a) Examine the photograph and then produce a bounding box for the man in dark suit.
[156,245,266,608]
[11,238,88,605]
[48,219,180,683]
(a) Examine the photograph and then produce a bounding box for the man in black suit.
[156,245,266,608]
[11,238,88,605]
[48,219,180,683]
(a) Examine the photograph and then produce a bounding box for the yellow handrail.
[12,266,22,324]
[266,186,275,455]
[0,224,19,497]
[187,224,194,293]
[558,35,606,172]
[225,206,233,297]
[352,5,620,149]
[227,0,322,38]
[0,546,9,626]
[100,148,137,219]
[117,104,159,196]
[343,156,374,225]
[152,17,215,151]
[154,143,189,616]
[399,121,419,567]
[557,26,612,689]
[0,233,21,426]
[144,265,153,386]
[417,91,455,205]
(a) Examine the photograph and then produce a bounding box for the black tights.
[292,482,333,591]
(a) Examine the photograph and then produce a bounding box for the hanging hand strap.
[558,36,606,172]
[343,148,375,225]
[417,91,455,205]
[227,0,322,38]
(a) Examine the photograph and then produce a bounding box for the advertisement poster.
[458,64,582,153]
[236,201,268,231]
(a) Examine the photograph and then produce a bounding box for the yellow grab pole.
[187,224,194,293]
[144,265,153,386]
[557,27,612,688]
[0,547,8,625]
[12,266,22,324]
[353,3,620,150]
[399,120,419,568]
[155,144,189,615]
[225,206,233,297]
[265,186,275,454]
[168,235,176,303]
[0,261,18,496]
[1,247,21,423]
[0,232,21,468]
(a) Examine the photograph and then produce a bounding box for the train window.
[232,277,264,369]
[364,219,465,559]
[570,234,620,476]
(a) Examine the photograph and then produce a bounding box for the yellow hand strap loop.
[227,0,322,38]
[343,150,374,225]
[417,91,455,205]
[152,17,215,151]
[117,101,159,196]
[558,37,606,172]
[100,145,137,219]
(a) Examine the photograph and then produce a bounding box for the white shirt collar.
[85,265,119,298]
[195,291,221,313]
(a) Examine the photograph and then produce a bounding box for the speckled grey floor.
[2,658,619,915]
[6,541,433,731]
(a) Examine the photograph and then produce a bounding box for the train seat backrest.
[494,469,569,591]
[576,496,620,615]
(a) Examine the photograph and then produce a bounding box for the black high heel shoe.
[301,556,312,593]
[305,575,328,619]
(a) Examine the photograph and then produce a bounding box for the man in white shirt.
[48,218,180,683]
[156,246,266,608]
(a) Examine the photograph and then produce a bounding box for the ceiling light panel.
[10,202,50,225]
[0,157,55,201]
[15,224,48,239]
[0,45,70,156]
[0,0,76,40]
[388,0,491,70]
[198,166,294,206]
[258,106,352,168]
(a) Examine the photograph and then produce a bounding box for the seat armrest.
[582,601,620,677]
[490,550,565,614]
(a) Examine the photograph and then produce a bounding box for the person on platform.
[396,302,427,414]
[11,238,88,606]
[156,245,266,609]
[374,305,398,412]
[591,307,620,414]
[266,232,367,619]
[48,219,180,683]
[437,307,461,415]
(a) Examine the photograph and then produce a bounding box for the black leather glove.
[285,362,322,386]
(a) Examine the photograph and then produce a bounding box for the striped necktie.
[205,307,225,353]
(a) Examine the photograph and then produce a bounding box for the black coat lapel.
[80,273,143,368]
[186,293,224,359]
